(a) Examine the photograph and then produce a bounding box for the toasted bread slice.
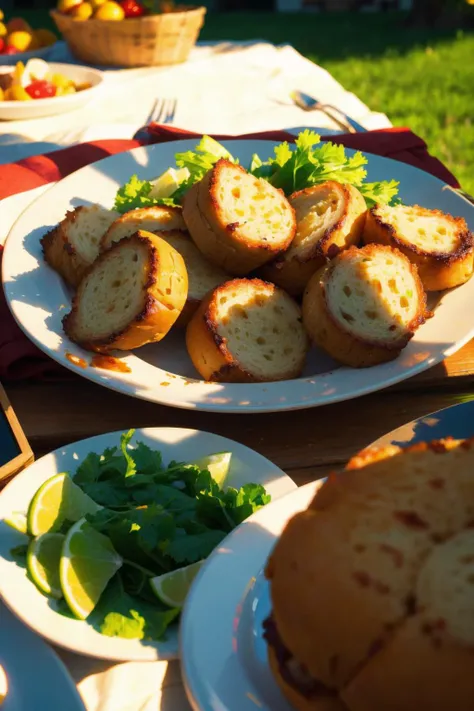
[186,278,308,382]
[101,205,186,252]
[63,229,188,352]
[260,182,367,296]
[159,231,230,326]
[363,204,474,291]
[182,159,296,275]
[41,205,119,288]
[302,244,429,368]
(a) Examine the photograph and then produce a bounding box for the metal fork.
[133,97,177,141]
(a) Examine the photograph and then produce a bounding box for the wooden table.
[4,339,474,486]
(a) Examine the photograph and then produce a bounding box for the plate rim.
[180,479,322,711]
[3,137,474,414]
[0,425,296,662]
[1,603,86,711]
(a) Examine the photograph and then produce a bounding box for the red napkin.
[0,125,461,381]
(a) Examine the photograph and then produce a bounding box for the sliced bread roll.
[182,159,296,275]
[41,205,119,288]
[159,231,230,326]
[63,229,188,352]
[186,278,308,382]
[101,205,186,252]
[363,204,474,291]
[302,244,429,368]
[260,182,367,296]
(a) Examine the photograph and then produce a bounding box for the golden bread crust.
[183,159,296,275]
[101,205,186,252]
[363,205,474,291]
[266,437,474,709]
[63,230,188,352]
[186,277,307,382]
[260,182,367,296]
[301,244,429,368]
[268,646,348,711]
[41,207,94,288]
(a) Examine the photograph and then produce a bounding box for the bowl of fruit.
[0,10,58,65]
[50,0,206,68]
[0,58,104,120]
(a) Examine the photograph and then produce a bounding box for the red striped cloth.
[0,125,460,380]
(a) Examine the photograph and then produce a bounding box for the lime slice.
[191,452,232,488]
[27,533,64,599]
[150,560,204,609]
[149,167,190,199]
[3,512,28,534]
[27,473,101,537]
[60,518,122,620]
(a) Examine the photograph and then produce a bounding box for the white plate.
[0,427,295,662]
[0,62,104,120]
[3,138,474,413]
[0,603,86,711]
[180,481,321,711]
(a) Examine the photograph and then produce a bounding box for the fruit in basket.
[57,0,83,13]
[5,17,32,34]
[0,38,4,53]
[119,0,146,17]
[6,30,34,52]
[0,22,6,38]
[93,1,126,19]
[71,2,94,19]
[3,46,19,55]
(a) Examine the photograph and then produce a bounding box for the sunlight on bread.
[261,181,367,296]
[183,159,296,275]
[364,204,474,291]
[186,278,308,382]
[63,230,188,352]
[101,205,186,252]
[302,244,429,367]
[265,438,474,711]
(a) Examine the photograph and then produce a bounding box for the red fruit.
[25,80,57,99]
[119,0,146,17]
[0,38,5,53]
[4,46,19,55]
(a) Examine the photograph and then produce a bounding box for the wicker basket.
[50,6,206,68]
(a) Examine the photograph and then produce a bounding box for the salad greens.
[113,130,399,213]
[11,430,271,642]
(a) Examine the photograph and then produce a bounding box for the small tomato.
[25,80,57,99]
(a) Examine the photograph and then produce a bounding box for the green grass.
[22,9,474,194]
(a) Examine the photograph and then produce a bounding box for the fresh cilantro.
[175,134,236,184]
[90,576,179,641]
[46,429,271,642]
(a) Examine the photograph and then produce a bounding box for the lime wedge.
[27,533,64,599]
[150,560,204,609]
[60,518,122,620]
[149,167,190,199]
[3,512,28,534]
[191,452,232,488]
[27,473,101,537]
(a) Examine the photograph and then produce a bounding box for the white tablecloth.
[0,39,391,711]
[0,40,391,165]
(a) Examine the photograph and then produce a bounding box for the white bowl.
[0,61,104,121]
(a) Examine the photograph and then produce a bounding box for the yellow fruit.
[12,61,25,86]
[94,1,125,20]
[0,10,3,21]
[0,87,4,102]
[0,22,6,38]
[57,0,83,13]
[7,30,33,52]
[34,29,57,47]
[5,86,32,101]
[70,2,93,19]
[6,17,32,34]
[51,72,73,89]
[90,0,107,8]
[56,85,76,96]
